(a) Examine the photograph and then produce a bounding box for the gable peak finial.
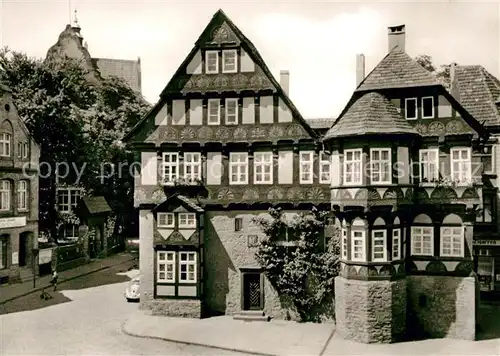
[72,9,80,29]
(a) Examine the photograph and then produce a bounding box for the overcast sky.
[1,1,499,119]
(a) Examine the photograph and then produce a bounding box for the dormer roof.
[323,92,419,140]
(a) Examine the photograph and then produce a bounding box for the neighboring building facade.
[451,65,500,295]
[125,10,332,319]
[0,84,40,284]
[323,25,487,342]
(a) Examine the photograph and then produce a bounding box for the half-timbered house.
[323,25,488,342]
[124,9,332,319]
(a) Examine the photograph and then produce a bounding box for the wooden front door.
[19,233,27,267]
[242,272,263,310]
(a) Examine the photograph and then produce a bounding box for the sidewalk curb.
[120,319,277,356]
[0,256,137,305]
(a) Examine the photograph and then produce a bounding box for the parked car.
[124,275,140,302]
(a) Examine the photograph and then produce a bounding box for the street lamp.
[31,248,39,289]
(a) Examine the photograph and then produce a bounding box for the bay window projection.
[299,151,314,184]
[157,251,175,283]
[319,152,331,184]
[162,153,179,184]
[230,152,248,185]
[254,152,273,184]
[343,149,362,185]
[370,148,391,184]
[157,213,174,228]
[351,230,365,262]
[225,98,238,124]
[450,148,471,183]
[419,149,439,182]
[372,230,387,262]
[179,252,197,283]
[205,51,219,74]
[184,152,201,181]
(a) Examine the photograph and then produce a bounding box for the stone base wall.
[407,275,477,341]
[335,276,407,343]
[142,299,202,318]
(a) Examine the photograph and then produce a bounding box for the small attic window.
[405,98,417,120]
[4,104,10,112]
[422,97,434,119]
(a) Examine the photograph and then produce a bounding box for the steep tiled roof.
[177,195,204,212]
[80,196,111,215]
[92,58,142,94]
[323,92,419,140]
[452,65,500,126]
[356,47,439,92]
[305,118,336,130]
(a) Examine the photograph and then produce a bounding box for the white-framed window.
[372,230,387,262]
[299,151,314,184]
[341,228,348,259]
[208,99,220,125]
[343,149,362,185]
[229,152,248,185]
[351,230,365,261]
[222,49,237,73]
[17,180,28,211]
[419,149,439,183]
[205,51,219,74]
[405,98,417,120]
[57,188,82,213]
[370,148,391,184]
[254,152,273,184]
[17,142,22,158]
[450,148,471,183]
[0,180,11,211]
[421,96,434,119]
[179,252,197,283]
[411,226,434,256]
[440,226,464,257]
[162,152,179,184]
[0,133,11,157]
[179,213,196,228]
[22,143,28,159]
[225,98,238,125]
[392,229,401,260]
[319,152,331,184]
[184,152,201,181]
[157,251,175,283]
[157,213,174,228]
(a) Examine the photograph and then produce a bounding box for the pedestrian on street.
[50,270,58,291]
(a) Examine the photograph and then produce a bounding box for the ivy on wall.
[252,207,341,322]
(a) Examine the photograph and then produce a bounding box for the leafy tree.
[0,47,151,243]
[414,54,452,88]
[252,207,340,322]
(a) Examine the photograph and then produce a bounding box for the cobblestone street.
[0,263,244,356]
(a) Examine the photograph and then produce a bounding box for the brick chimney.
[356,54,365,87]
[388,24,406,52]
[280,70,290,95]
